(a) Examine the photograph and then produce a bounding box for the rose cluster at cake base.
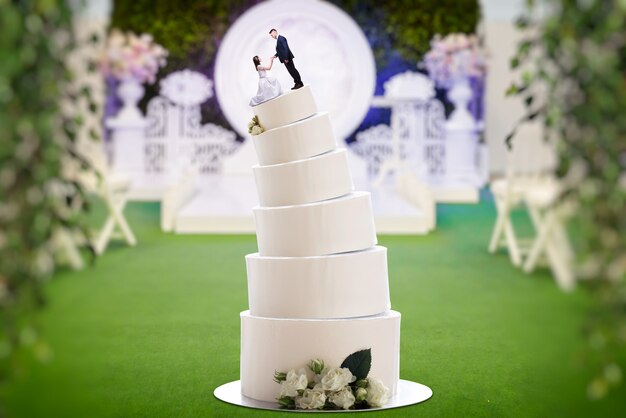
[273,349,391,411]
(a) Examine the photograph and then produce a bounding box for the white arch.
[214,0,376,140]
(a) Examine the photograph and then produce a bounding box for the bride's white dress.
[249,68,282,106]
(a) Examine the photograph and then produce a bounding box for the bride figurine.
[249,55,282,106]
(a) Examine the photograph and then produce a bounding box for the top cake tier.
[252,85,317,131]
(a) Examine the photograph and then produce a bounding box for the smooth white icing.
[246,246,390,319]
[252,149,353,207]
[240,310,401,402]
[252,85,317,131]
[241,84,401,407]
[254,192,377,257]
[252,112,337,166]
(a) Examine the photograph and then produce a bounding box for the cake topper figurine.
[249,54,283,107]
[269,28,304,90]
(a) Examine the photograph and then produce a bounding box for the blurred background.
[0,0,624,417]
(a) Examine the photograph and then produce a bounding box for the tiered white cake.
[241,86,401,403]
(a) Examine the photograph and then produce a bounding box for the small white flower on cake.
[278,368,308,397]
[355,386,367,402]
[309,358,325,375]
[366,377,390,407]
[319,367,356,392]
[329,386,356,410]
[295,388,327,409]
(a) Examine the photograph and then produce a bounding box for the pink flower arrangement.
[423,33,486,88]
[100,29,168,84]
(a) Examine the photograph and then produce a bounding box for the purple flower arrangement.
[423,33,486,88]
[99,29,168,84]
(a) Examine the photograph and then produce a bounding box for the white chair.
[488,125,556,266]
[52,167,137,263]
[92,173,137,255]
[488,128,576,290]
[488,172,533,266]
[66,131,138,256]
[522,181,575,291]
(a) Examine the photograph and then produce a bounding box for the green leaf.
[273,370,286,383]
[89,32,100,44]
[506,83,519,96]
[505,128,517,149]
[518,40,533,56]
[340,349,371,380]
[524,95,534,107]
[80,86,92,99]
[355,379,368,388]
[87,60,97,73]
[522,70,534,85]
[277,396,295,409]
[526,110,541,121]
[88,128,99,141]
[515,16,530,29]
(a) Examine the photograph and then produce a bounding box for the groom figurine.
[269,28,303,90]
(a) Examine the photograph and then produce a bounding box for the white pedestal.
[443,76,481,193]
[106,117,148,182]
[445,128,480,185]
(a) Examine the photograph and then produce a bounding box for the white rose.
[279,368,309,398]
[319,367,356,392]
[329,387,355,410]
[366,377,390,407]
[295,388,326,410]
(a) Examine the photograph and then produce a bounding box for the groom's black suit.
[274,34,302,86]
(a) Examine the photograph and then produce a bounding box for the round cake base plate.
[214,379,432,412]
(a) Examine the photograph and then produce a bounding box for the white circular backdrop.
[214,0,376,140]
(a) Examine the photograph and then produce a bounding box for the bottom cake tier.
[240,310,401,402]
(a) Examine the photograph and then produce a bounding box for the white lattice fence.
[352,71,448,183]
[144,70,239,178]
[351,98,446,180]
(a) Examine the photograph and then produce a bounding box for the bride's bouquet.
[100,29,168,84]
[423,33,486,88]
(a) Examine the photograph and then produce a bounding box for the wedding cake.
[241,86,401,407]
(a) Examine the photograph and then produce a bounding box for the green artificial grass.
[2,196,625,417]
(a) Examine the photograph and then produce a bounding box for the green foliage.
[111,0,261,132]
[0,0,95,388]
[112,0,480,72]
[508,0,626,398]
[340,349,372,380]
[111,0,258,72]
[332,0,480,66]
[110,0,480,129]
